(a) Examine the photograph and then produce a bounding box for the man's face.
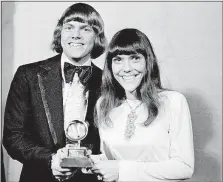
[61,21,96,63]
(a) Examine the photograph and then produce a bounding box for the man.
[3,3,107,182]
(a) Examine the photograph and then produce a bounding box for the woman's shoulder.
[158,90,188,107]
[159,90,186,98]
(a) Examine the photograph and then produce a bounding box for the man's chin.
[70,55,85,60]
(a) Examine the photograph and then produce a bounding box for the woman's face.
[111,53,146,95]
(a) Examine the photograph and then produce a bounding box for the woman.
[91,28,194,181]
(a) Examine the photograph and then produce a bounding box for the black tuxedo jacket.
[3,54,102,182]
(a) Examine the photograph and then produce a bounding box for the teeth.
[69,43,83,47]
[122,75,135,81]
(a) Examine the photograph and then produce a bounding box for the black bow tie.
[64,62,92,85]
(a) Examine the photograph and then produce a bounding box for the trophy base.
[60,146,93,168]
[61,156,93,168]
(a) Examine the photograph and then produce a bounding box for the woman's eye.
[131,56,140,62]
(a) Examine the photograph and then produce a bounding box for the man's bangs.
[63,13,87,24]
[63,13,102,34]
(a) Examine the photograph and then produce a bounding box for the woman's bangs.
[109,42,146,58]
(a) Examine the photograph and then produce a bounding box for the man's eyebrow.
[80,24,91,28]
[62,23,92,30]
[113,55,121,59]
[63,22,73,26]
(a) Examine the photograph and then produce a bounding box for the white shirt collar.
[61,53,92,82]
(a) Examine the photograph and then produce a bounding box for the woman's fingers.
[91,164,100,171]
[91,166,105,176]
[91,168,101,174]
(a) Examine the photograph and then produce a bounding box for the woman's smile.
[112,54,146,93]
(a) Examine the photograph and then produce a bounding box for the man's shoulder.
[91,63,102,78]
[89,63,102,88]
[92,63,102,72]
[92,63,102,82]
[19,54,61,70]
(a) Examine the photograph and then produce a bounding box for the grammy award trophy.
[60,120,93,168]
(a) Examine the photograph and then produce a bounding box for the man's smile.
[68,42,84,47]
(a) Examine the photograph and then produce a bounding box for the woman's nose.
[123,60,132,72]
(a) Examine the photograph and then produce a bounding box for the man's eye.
[112,58,122,63]
[64,26,72,31]
[83,27,92,32]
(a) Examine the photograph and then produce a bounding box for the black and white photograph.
[1,1,222,182]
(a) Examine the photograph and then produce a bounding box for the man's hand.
[91,160,119,182]
[51,147,77,181]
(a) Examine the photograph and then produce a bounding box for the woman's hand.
[51,147,77,181]
[91,160,119,182]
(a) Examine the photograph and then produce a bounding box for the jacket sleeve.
[118,93,194,181]
[3,66,53,167]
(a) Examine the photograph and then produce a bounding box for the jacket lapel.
[38,54,65,148]
[37,59,102,148]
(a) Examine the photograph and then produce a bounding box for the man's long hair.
[51,3,107,59]
[95,28,163,127]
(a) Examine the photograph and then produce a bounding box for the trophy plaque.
[61,120,93,168]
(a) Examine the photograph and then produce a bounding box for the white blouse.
[98,91,194,182]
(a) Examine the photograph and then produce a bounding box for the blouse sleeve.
[118,93,194,181]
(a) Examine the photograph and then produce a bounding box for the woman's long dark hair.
[51,3,107,59]
[95,28,163,127]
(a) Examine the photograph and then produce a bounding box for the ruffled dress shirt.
[61,53,90,136]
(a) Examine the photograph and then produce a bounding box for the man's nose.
[71,28,81,39]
